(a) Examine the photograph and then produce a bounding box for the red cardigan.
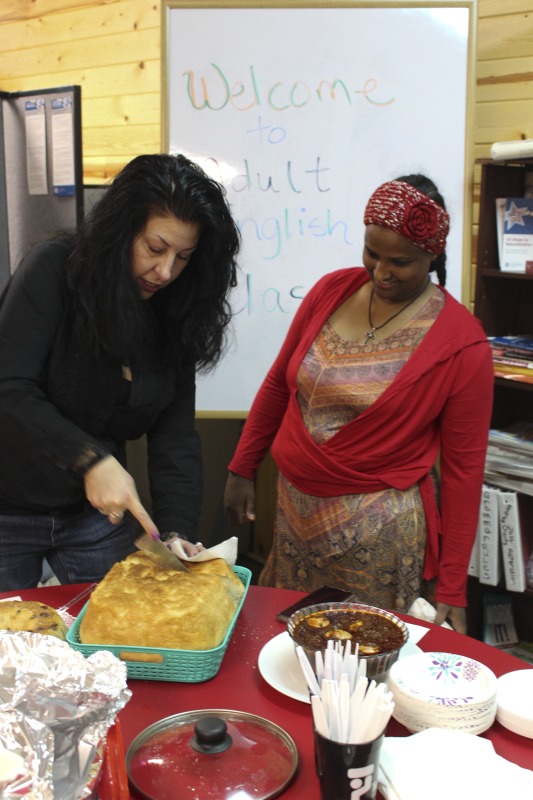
[229,268,494,606]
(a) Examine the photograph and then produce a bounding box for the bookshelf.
[469,158,533,642]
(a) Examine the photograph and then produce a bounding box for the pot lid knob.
[189,715,233,754]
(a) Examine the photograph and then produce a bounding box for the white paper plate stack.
[496,669,533,738]
[386,652,497,735]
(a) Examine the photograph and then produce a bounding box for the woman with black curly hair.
[0,153,240,590]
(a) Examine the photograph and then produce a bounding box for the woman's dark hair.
[394,173,447,286]
[67,153,240,371]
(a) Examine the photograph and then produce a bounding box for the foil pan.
[0,631,131,799]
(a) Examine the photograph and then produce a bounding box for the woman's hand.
[224,473,256,525]
[162,534,205,557]
[84,454,158,538]
[434,602,467,634]
[180,540,204,557]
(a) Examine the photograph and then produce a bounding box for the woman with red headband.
[224,174,493,633]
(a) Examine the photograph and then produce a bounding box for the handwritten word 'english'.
[182,64,395,111]
[237,207,354,261]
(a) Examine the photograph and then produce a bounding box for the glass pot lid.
[126,708,299,800]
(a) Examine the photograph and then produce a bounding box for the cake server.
[134,532,190,572]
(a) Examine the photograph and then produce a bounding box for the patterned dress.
[259,290,444,613]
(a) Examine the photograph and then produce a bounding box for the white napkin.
[169,535,238,567]
[378,727,533,800]
[403,621,431,646]
[408,597,453,629]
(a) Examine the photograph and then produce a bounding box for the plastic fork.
[57,583,97,627]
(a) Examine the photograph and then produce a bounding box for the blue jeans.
[0,504,139,591]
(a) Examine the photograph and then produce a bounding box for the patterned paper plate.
[387,652,498,733]
[388,652,497,706]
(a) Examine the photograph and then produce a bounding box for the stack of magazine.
[488,335,533,385]
[485,420,533,496]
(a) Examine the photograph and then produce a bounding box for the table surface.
[3,582,533,799]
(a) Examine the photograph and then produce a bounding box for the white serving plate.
[258,631,421,704]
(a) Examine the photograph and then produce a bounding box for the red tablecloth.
[3,582,532,799]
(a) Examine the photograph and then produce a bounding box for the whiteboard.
[163,3,475,414]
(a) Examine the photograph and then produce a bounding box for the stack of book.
[470,484,533,592]
[469,422,533,592]
[488,335,533,384]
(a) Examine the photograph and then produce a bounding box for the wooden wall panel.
[3,60,154,100]
[475,99,533,144]
[0,0,125,22]
[0,2,158,51]
[0,29,159,76]
[478,0,533,13]
[475,4,533,161]
[476,57,533,104]
[477,13,533,62]
[0,0,161,182]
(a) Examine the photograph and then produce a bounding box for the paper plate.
[387,652,498,734]
[496,669,533,739]
[388,652,497,706]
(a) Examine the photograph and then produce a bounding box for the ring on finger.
[108,510,124,521]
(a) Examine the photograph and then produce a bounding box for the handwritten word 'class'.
[234,272,306,316]
[183,64,395,111]
[237,207,354,261]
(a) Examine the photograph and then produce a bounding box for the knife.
[134,532,190,572]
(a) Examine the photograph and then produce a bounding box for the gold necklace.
[363,278,430,344]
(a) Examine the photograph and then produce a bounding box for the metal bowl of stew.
[287,601,408,683]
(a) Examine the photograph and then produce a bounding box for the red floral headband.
[363,180,450,255]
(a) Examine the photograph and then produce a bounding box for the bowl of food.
[287,601,408,682]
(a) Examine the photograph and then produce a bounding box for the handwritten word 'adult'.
[204,156,331,195]
[237,207,353,261]
[183,64,395,111]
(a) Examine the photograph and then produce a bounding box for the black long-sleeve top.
[0,241,202,537]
